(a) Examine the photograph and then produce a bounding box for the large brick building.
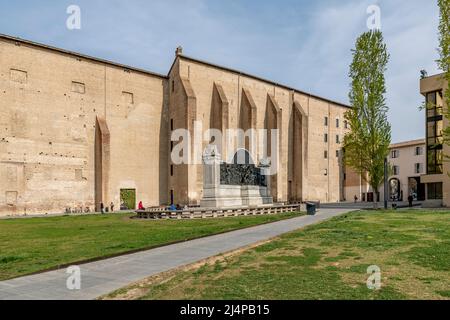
[0,34,355,216]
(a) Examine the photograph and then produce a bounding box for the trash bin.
[306,202,316,215]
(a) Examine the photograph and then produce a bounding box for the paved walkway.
[0,208,353,300]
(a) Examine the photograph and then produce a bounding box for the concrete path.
[0,208,353,300]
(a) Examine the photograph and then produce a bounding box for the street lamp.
[384,157,388,209]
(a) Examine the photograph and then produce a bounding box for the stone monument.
[200,147,273,208]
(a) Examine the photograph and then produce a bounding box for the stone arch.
[389,178,401,201]
[232,148,255,165]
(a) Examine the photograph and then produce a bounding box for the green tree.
[344,30,391,207]
[438,0,450,145]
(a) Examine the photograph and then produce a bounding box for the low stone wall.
[136,204,303,220]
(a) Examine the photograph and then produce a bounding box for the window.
[344,120,349,129]
[415,163,423,174]
[336,118,340,128]
[324,134,328,143]
[426,91,443,118]
[427,148,443,174]
[170,141,174,152]
[170,119,174,131]
[324,151,328,159]
[336,135,340,144]
[324,117,328,126]
[122,91,134,104]
[71,81,85,94]
[170,165,174,176]
[10,69,27,84]
[393,166,400,175]
[172,80,175,92]
[415,146,423,156]
[426,91,443,174]
[427,182,443,200]
[336,150,340,158]
[391,150,399,159]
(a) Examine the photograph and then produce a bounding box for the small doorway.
[120,189,136,210]
[389,178,401,201]
[409,177,425,201]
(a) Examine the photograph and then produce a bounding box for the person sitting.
[168,204,177,211]
[138,201,146,211]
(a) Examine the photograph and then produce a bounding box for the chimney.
[175,46,183,56]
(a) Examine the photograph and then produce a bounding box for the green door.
[120,189,136,210]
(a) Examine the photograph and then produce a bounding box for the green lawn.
[108,210,450,300]
[0,212,302,280]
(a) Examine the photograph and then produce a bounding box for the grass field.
[106,210,450,300]
[0,212,302,281]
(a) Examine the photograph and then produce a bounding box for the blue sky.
[0,0,441,143]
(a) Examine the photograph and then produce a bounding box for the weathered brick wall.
[173,58,351,204]
[0,37,168,216]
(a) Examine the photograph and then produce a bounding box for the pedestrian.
[100,202,105,214]
[138,201,145,211]
[110,202,115,212]
[408,195,413,208]
[354,195,358,203]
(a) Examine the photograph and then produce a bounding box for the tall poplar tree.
[343,30,391,207]
[438,0,450,146]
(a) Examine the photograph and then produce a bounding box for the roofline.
[390,139,426,149]
[177,54,351,109]
[0,33,351,108]
[0,33,168,79]
[421,72,446,80]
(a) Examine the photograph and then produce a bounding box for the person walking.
[354,195,358,203]
[408,195,414,208]
[110,202,115,213]
[100,202,105,214]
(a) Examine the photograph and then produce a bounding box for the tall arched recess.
[95,116,110,212]
[290,101,308,202]
[239,88,257,152]
[210,82,229,158]
[266,94,282,202]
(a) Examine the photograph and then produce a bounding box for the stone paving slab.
[0,208,352,300]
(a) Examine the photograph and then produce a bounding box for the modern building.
[0,34,356,217]
[345,140,426,203]
[420,73,448,207]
